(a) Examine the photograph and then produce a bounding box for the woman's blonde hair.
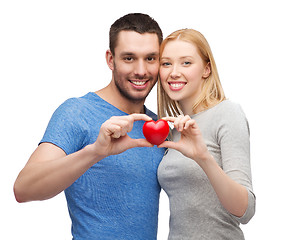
[157,29,226,118]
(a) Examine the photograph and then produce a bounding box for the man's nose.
[134,60,147,77]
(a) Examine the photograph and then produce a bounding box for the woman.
[157,29,255,239]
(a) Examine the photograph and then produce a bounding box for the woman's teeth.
[170,83,184,88]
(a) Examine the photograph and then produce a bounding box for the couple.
[14,13,255,239]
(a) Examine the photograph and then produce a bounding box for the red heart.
[143,119,170,145]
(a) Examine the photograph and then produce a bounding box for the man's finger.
[127,138,154,148]
[130,113,153,122]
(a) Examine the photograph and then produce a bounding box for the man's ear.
[202,62,211,78]
[106,49,114,70]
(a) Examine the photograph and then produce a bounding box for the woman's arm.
[158,115,249,217]
[196,153,248,217]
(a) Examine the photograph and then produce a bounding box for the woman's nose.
[170,65,181,79]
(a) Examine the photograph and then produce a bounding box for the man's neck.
[95,84,145,115]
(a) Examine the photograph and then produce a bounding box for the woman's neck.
[179,101,204,116]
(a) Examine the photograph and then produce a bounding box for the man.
[14,13,165,239]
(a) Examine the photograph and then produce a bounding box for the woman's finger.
[161,116,177,123]
[175,115,191,131]
[157,140,180,150]
[184,119,196,130]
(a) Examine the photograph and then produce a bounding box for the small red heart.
[143,119,170,145]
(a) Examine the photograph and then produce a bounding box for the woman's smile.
[168,81,187,91]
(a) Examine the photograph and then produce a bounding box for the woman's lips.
[168,82,186,91]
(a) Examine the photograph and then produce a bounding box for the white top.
[158,100,255,240]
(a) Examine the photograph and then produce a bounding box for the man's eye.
[124,57,133,62]
[147,57,155,62]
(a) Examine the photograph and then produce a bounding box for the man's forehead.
[115,31,159,55]
[117,30,159,41]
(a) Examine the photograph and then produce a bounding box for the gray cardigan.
[158,100,255,240]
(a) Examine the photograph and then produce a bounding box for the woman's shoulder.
[211,100,246,118]
[214,99,242,111]
[197,100,248,130]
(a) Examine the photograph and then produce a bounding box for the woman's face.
[159,40,210,113]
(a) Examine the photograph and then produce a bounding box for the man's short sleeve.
[40,98,87,155]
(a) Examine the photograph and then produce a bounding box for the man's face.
[110,31,160,103]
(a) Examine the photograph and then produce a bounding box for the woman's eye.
[183,61,191,66]
[161,62,171,66]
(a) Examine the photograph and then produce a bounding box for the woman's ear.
[202,62,211,78]
[106,49,114,70]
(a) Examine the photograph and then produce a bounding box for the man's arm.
[14,114,153,203]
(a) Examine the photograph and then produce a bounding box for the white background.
[1,0,303,239]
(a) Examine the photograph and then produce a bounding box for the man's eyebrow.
[147,52,159,57]
[120,52,135,56]
[120,52,159,56]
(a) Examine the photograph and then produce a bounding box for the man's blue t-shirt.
[40,92,166,240]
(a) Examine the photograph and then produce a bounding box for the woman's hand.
[159,115,249,217]
[158,115,212,162]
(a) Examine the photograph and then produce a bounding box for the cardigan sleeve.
[216,101,256,224]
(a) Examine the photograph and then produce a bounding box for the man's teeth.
[131,81,146,86]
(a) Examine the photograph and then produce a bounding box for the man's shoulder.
[58,92,103,112]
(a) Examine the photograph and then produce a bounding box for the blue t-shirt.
[40,92,166,240]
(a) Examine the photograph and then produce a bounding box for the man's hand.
[92,113,154,157]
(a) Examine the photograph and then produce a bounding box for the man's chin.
[119,91,148,104]
[115,80,154,103]
[128,95,148,104]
